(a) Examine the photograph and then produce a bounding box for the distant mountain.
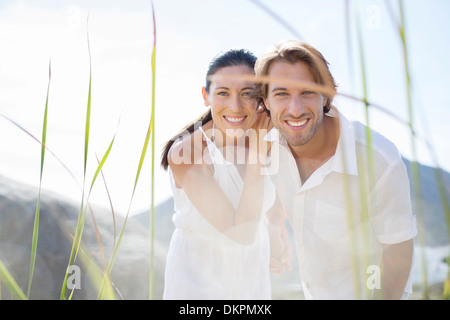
[132,196,175,247]
[402,158,450,247]
[135,158,450,248]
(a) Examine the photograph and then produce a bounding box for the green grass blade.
[97,112,153,299]
[96,154,117,246]
[248,0,304,40]
[27,196,41,299]
[344,0,355,92]
[353,2,374,298]
[395,0,428,299]
[0,113,79,185]
[84,73,91,177]
[149,0,156,300]
[387,0,450,299]
[60,201,87,300]
[84,131,120,275]
[60,18,92,299]
[83,119,121,282]
[89,132,116,196]
[27,59,51,298]
[0,260,27,300]
[78,240,117,300]
[84,15,92,177]
[98,2,157,299]
[343,1,364,299]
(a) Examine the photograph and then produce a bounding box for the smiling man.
[256,40,417,300]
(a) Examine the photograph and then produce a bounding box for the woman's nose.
[228,94,243,112]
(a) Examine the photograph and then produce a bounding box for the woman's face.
[202,65,258,138]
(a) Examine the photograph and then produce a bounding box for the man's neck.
[289,114,340,183]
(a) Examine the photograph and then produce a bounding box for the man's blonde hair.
[255,40,337,113]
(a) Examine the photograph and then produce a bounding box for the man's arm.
[374,239,414,300]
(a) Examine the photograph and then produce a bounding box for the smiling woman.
[160,48,287,300]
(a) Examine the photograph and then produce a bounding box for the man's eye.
[303,91,315,95]
[275,92,288,97]
[217,92,228,96]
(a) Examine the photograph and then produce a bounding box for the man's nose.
[287,94,305,117]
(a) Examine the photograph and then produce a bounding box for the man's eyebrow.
[271,87,287,92]
[214,86,229,90]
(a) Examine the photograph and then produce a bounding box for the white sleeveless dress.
[163,127,275,300]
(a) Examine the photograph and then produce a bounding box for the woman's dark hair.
[160,48,258,170]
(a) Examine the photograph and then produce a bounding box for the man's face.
[264,61,326,148]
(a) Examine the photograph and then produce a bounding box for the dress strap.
[198,126,225,166]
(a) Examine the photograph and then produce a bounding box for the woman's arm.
[168,118,269,244]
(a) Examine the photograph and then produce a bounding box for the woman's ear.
[202,87,210,107]
[263,98,270,111]
[323,96,329,108]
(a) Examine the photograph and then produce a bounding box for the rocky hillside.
[0,175,158,300]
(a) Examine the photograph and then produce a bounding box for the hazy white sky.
[0,0,449,216]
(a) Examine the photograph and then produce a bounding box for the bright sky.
[0,0,449,216]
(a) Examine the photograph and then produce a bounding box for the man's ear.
[202,87,210,107]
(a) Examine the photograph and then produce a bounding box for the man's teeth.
[287,119,308,127]
[224,116,245,123]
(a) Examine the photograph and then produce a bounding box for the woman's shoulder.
[167,127,208,170]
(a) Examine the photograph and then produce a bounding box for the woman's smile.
[223,115,248,125]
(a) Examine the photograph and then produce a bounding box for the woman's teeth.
[224,116,245,123]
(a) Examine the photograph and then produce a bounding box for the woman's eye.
[303,91,315,95]
[241,91,252,97]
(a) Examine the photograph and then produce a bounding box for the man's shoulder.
[351,120,403,165]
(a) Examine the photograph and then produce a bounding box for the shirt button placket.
[293,193,308,282]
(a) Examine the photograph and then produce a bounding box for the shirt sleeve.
[368,159,418,244]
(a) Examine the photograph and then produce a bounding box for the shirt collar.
[264,126,285,144]
[264,106,358,176]
[332,107,358,176]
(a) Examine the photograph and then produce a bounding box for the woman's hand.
[269,223,293,274]
[247,112,273,167]
[266,197,292,274]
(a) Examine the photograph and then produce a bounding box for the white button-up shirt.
[264,108,417,299]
